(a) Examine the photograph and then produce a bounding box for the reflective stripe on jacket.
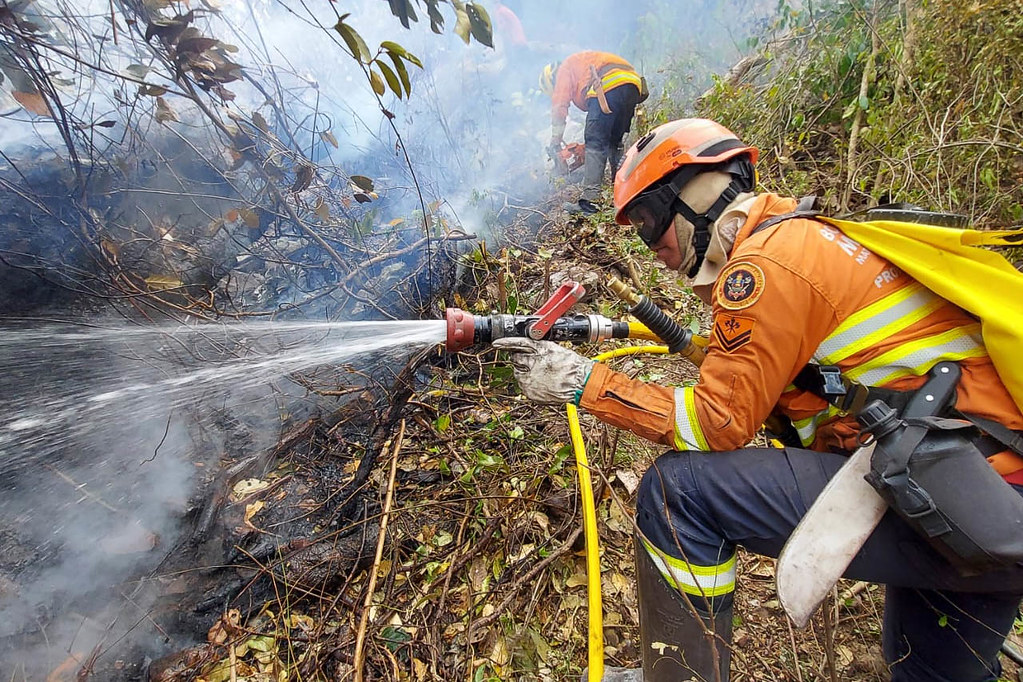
[580,193,1023,478]
[550,51,640,125]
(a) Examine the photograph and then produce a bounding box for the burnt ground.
[11,191,1023,681]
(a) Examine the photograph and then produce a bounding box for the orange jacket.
[580,193,1023,477]
[550,51,641,126]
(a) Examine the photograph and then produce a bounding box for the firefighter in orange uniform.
[539,51,643,214]
[494,118,1023,682]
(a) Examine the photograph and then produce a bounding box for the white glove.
[492,337,594,405]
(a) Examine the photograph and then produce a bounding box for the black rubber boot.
[635,536,733,682]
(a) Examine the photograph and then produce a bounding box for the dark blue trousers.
[637,447,1023,682]
[581,83,640,201]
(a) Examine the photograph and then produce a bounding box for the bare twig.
[353,419,405,682]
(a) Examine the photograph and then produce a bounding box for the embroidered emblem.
[713,315,755,353]
[717,261,766,310]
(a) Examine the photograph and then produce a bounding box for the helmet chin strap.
[671,158,755,277]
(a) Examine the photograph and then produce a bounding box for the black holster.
[858,363,1023,572]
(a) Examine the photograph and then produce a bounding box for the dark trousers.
[636,446,1023,682]
[581,83,640,201]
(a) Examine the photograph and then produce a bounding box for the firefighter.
[539,51,644,214]
[494,118,1023,681]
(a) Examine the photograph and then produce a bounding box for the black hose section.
[472,315,493,346]
[629,297,692,354]
[611,321,631,339]
[546,317,600,343]
[478,314,612,345]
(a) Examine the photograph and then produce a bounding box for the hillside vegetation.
[696,0,1023,226]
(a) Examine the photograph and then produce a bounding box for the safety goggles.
[625,167,697,247]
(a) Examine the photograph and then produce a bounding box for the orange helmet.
[613,119,758,274]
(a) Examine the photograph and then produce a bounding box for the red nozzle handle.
[527,281,585,340]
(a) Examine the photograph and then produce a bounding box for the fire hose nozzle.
[444,308,631,352]
[445,307,477,353]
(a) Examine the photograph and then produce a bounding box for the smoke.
[0,318,445,675]
[0,321,271,674]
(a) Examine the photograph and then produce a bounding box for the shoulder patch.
[717,261,766,310]
[713,315,755,353]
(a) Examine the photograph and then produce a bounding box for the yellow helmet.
[538,61,559,95]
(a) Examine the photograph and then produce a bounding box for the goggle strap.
[676,179,744,277]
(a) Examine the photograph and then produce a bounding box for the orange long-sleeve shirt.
[550,51,640,127]
[581,193,1023,477]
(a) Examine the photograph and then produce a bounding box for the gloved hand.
[492,337,594,405]
[547,138,563,161]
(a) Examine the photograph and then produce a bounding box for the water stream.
[0,317,446,672]
[0,319,446,475]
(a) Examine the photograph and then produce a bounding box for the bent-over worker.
[539,51,644,214]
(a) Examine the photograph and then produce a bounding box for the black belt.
[794,363,1023,457]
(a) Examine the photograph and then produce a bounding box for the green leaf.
[424,560,445,580]
[841,99,858,120]
[453,6,471,44]
[375,59,403,99]
[368,67,386,95]
[384,0,417,29]
[380,625,412,651]
[508,425,524,440]
[402,50,423,69]
[486,364,513,382]
[334,18,370,63]
[380,40,408,58]
[425,0,445,33]
[549,444,572,475]
[858,94,869,110]
[246,635,276,653]
[938,614,948,627]
[124,64,150,79]
[349,174,375,192]
[388,52,412,97]
[435,414,451,433]
[465,3,493,48]
[475,450,503,469]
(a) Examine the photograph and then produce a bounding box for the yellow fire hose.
[568,342,670,682]
[567,327,781,680]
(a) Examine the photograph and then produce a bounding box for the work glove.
[547,138,563,161]
[492,337,594,405]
